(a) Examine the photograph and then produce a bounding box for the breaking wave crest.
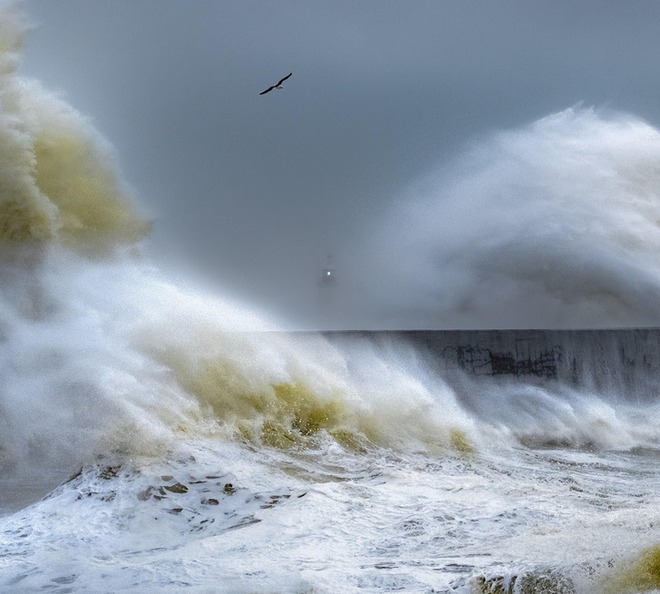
[368,106,660,329]
[0,3,147,252]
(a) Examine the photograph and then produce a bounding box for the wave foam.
[366,106,660,329]
[0,3,147,253]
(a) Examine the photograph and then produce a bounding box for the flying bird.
[259,72,292,95]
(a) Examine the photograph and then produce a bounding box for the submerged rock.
[472,569,575,594]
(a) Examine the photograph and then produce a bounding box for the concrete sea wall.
[319,329,660,398]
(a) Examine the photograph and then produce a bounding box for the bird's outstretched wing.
[259,85,275,95]
[276,72,293,86]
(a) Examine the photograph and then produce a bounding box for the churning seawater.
[2,4,660,592]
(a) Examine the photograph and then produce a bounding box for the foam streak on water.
[2,440,660,593]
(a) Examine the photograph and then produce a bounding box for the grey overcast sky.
[18,1,660,329]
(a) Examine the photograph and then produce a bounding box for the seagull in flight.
[259,72,292,95]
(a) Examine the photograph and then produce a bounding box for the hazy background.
[18,0,660,329]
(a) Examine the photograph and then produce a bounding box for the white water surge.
[360,106,660,329]
[1,4,660,593]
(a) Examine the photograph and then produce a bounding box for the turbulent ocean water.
[2,5,660,593]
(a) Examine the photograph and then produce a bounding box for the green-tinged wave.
[0,4,148,253]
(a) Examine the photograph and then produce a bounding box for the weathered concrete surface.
[318,329,660,398]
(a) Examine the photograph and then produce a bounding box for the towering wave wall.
[0,3,148,253]
[358,106,660,330]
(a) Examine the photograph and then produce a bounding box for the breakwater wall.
[318,329,660,398]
